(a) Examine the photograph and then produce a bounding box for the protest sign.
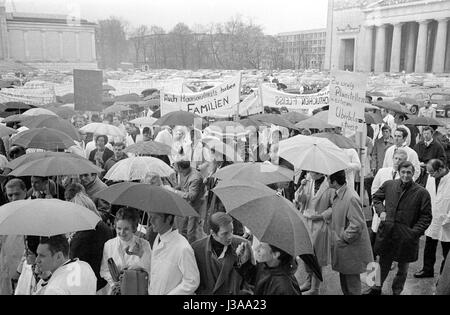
[74,69,103,111]
[160,75,242,117]
[328,70,367,133]
[260,84,329,115]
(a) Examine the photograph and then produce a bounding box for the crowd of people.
[0,102,449,296]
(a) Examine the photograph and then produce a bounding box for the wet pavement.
[296,236,444,295]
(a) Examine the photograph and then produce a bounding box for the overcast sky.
[5,0,329,35]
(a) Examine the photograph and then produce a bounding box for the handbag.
[120,269,149,295]
[107,258,121,283]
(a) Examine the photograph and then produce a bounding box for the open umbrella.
[213,162,293,185]
[239,118,269,128]
[20,115,81,141]
[114,93,141,103]
[279,135,350,175]
[12,127,75,151]
[0,124,17,138]
[94,182,198,217]
[3,102,33,111]
[123,141,172,156]
[154,111,205,127]
[129,117,157,127]
[3,114,29,123]
[103,84,116,92]
[80,123,125,138]
[50,106,77,120]
[281,112,310,124]
[374,100,409,114]
[5,151,85,170]
[251,113,298,129]
[312,132,357,149]
[403,116,443,126]
[103,103,131,114]
[23,108,57,116]
[104,157,175,182]
[0,199,100,236]
[365,112,383,124]
[295,116,334,130]
[10,155,102,177]
[212,180,314,258]
[57,93,74,104]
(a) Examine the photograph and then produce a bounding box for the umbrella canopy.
[281,112,310,124]
[94,182,198,217]
[312,132,357,149]
[50,107,77,120]
[103,84,116,91]
[154,111,205,127]
[212,180,314,257]
[57,93,74,104]
[239,118,269,128]
[12,127,75,150]
[0,124,17,138]
[213,162,294,185]
[23,108,57,116]
[0,199,100,236]
[3,114,29,123]
[5,151,84,170]
[279,135,350,175]
[251,114,298,129]
[202,138,244,163]
[104,157,175,182]
[114,93,141,103]
[365,112,383,124]
[80,123,125,138]
[103,103,131,114]
[207,121,248,138]
[129,117,157,127]
[3,102,33,111]
[123,141,172,156]
[404,116,443,126]
[374,100,408,114]
[10,155,102,177]
[20,115,81,141]
[295,116,334,130]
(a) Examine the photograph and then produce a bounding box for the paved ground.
[295,236,444,295]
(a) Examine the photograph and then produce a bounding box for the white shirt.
[42,259,97,295]
[383,114,396,131]
[100,236,152,293]
[425,172,450,242]
[382,145,421,181]
[371,167,400,196]
[149,229,200,295]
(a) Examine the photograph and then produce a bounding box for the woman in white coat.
[100,207,152,294]
[417,159,450,276]
[295,171,335,295]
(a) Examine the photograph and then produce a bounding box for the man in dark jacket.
[191,212,252,295]
[364,161,432,295]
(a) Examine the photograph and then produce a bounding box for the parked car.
[430,92,450,118]
[395,91,430,115]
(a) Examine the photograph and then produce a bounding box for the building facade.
[325,0,450,73]
[277,29,327,70]
[0,4,97,70]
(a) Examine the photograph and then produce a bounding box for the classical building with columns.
[0,4,97,71]
[324,0,450,73]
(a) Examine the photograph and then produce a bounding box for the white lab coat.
[42,259,97,295]
[343,148,361,191]
[425,172,450,242]
[382,145,421,181]
[149,229,199,295]
[100,236,152,293]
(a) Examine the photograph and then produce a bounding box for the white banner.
[107,78,190,95]
[160,75,242,117]
[328,70,367,133]
[0,87,56,105]
[260,84,329,115]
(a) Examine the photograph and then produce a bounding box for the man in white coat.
[148,212,200,295]
[383,128,420,181]
[36,235,97,295]
[414,159,450,278]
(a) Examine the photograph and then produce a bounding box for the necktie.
[392,171,397,180]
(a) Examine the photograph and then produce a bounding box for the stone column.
[432,18,448,73]
[374,24,387,73]
[405,22,418,72]
[415,20,429,73]
[75,32,80,61]
[59,31,64,61]
[23,31,29,61]
[41,31,46,61]
[390,22,403,73]
[364,25,374,72]
[91,32,96,61]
